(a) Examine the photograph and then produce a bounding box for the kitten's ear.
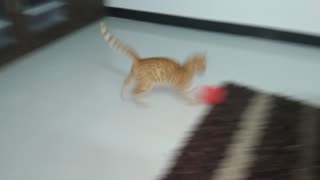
[186,52,206,62]
[188,52,205,58]
[199,52,207,57]
[195,52,206,60]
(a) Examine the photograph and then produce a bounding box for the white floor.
[1,17,320,180]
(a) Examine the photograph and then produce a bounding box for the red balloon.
[198,86,227,105]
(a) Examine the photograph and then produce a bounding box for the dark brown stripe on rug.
[295,106,318,180]
[161,83,255,180]
[246,96,303,180]
[315,109,320,179]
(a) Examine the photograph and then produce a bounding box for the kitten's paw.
[187,100,200,106]
[133,99,150,108]
[120,91,131,101]
[183,97,200,106]
[180,94,199,106]
[120,93,126,101]
[140,103,150,108]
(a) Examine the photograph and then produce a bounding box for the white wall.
[105,0,320,36]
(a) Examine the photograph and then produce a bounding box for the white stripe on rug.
[211,93,273,180]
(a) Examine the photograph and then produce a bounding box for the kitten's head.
[184,53,206,75]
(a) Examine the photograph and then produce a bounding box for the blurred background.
[0,0,103,67]
[1,1,320,180]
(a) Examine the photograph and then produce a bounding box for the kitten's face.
[192,54,206,75]
[184,53,206,75]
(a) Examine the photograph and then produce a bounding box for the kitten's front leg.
[133,98,150,107]
[176,82,199,105]
[186,86,200,95]
[177,87,199,105]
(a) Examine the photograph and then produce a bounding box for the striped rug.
[161,83,319,180]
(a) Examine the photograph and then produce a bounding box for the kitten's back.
[133,57,185,83]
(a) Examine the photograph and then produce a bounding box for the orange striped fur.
[100,22,206,105]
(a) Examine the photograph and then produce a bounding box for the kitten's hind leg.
[121,75,133,100]
[132,83,153,107]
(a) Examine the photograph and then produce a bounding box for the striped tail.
[100,22,140,63]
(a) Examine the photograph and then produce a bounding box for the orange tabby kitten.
[100,22,206,105]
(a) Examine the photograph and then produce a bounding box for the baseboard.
[106,7,320,47]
